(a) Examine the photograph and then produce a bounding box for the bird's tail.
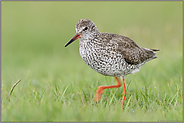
[150,49,160,52]
[143,48,160,61]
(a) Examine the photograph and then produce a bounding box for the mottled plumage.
[65,19,159,107]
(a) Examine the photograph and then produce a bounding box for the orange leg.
[94,77,122,102]
[122,77,126,108]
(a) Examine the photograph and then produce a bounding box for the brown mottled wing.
[111,34,156,65]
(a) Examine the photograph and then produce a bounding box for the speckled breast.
[79,39,140,77]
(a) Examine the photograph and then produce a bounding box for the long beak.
[65,33,81,47]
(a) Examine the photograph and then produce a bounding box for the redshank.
[65,19,159,107]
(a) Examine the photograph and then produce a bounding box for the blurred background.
[1,1,182,121]
[2,1,182,81]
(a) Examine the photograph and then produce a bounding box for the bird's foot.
[94,86,104,102]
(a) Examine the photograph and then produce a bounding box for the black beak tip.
[64,38,74,48]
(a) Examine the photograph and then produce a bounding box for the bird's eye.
[83,27,88,31]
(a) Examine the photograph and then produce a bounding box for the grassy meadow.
[1,1,183,122]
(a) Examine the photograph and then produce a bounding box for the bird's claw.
[94,87,104,102]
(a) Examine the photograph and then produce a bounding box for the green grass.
[1,1,183,122]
